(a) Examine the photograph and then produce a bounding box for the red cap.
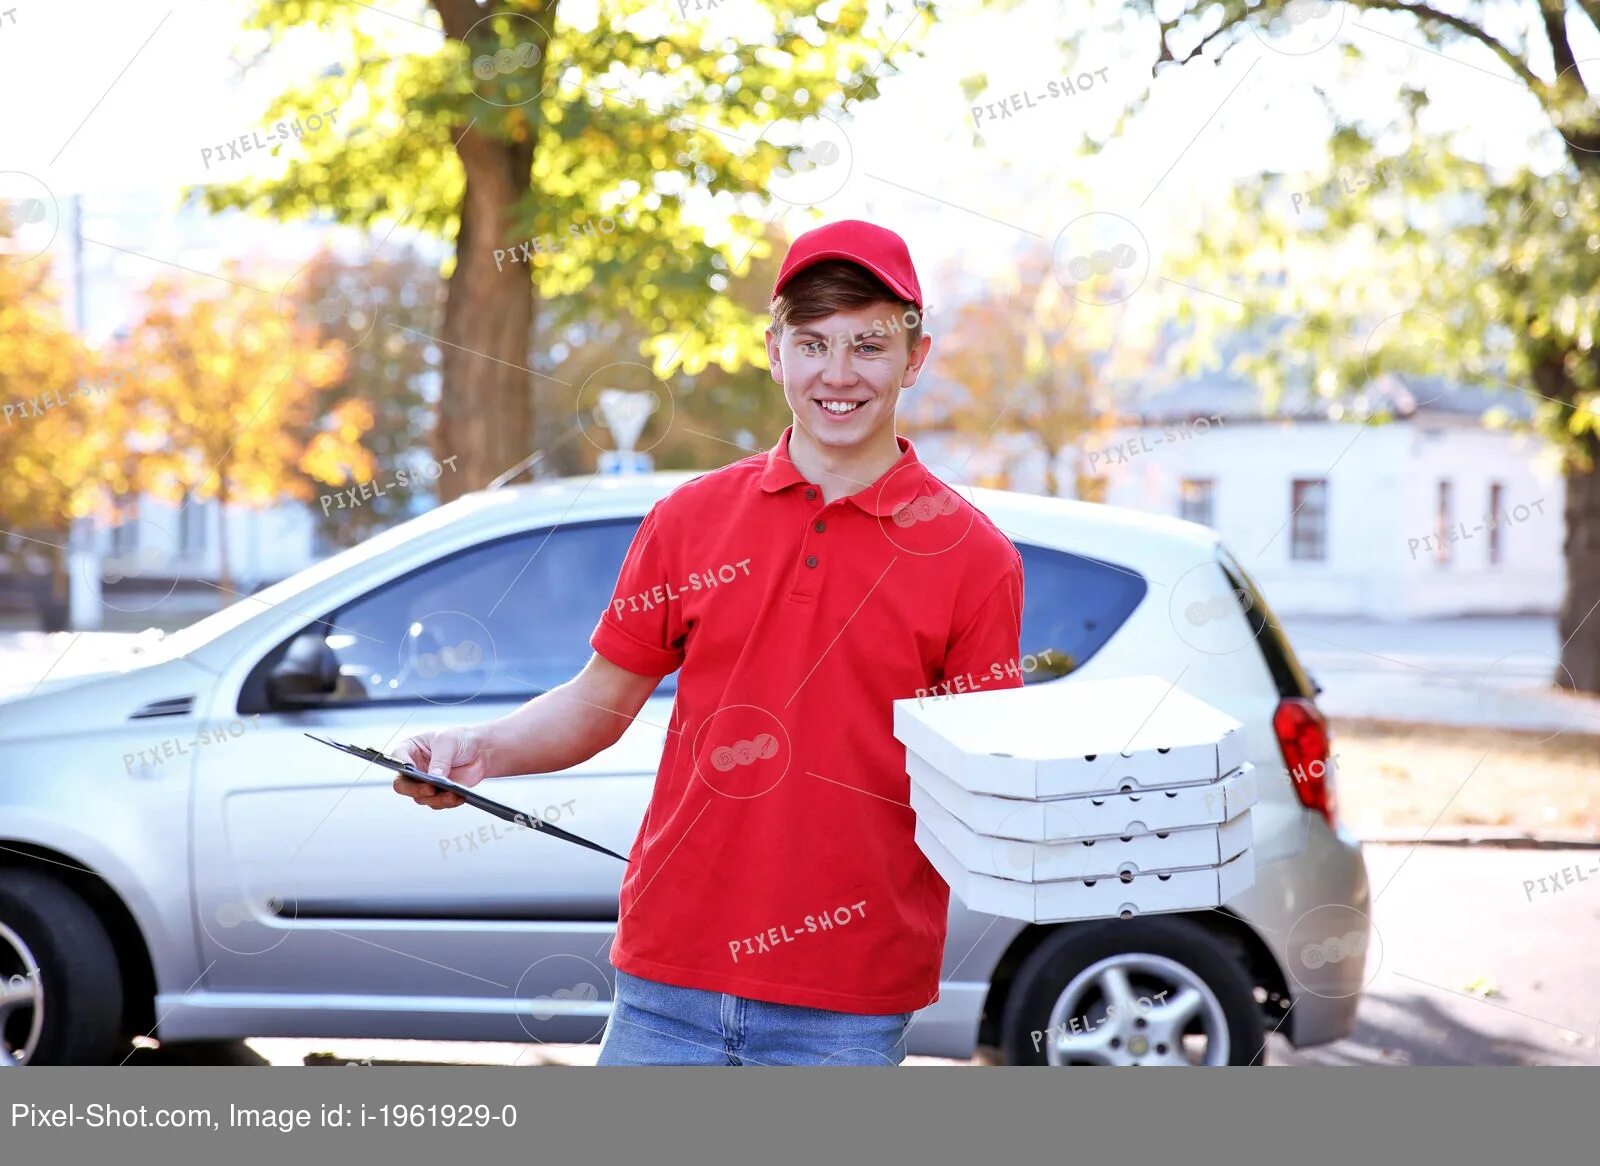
[772,219,923,310]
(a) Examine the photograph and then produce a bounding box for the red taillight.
[1273,697,1337,826]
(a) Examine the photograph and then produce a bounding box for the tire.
[0,870,124,1066]
[1000,916,1266,1066]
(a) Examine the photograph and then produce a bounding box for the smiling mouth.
[816,399,865,415]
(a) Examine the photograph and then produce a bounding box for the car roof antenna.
[488,425,596,491]
[486,448,551,492]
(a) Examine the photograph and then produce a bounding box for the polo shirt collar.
[759,424,927,518]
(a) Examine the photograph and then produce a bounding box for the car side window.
[316,519,654,705]
[1016,542,1148,681]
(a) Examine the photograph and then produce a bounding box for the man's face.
[766,303,932,454]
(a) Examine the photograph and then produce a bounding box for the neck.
[785,421,903,504]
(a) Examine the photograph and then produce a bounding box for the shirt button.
[804,487,817,501]
[805,555,818,568]
[813,520,826,533]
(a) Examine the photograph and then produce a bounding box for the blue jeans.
[596,969,915,1065]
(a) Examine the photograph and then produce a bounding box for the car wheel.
[1001,916,1267,1066]
[0,871,124,1066]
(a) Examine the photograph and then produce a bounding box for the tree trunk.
[1551,64,1600,693]
[1557,454,1600,694]
[436,128,538,502]
[428,0,553,500]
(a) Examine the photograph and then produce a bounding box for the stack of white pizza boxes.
[894,675,1258,923]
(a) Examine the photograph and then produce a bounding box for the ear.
[901,332,932,388]
[765,326,784,386]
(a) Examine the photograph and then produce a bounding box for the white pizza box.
[916,817,1257,924]
[893,675,1250,799]
[908,750,1259,841]
[910,779,1255,882]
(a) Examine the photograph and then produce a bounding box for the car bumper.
[1229,815,1370,1048]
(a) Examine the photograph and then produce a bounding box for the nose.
[821,343,858,389]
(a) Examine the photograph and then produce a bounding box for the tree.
[119,269,355,594]
[296,246,448,546]
[526,220,797,476]
[206,0,937,501]
[932,250,1139,498]
[0,255,104,629]
[1081,1,1600,693]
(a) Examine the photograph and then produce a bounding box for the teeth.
[820,400,861,414]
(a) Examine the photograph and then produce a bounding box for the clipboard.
[305,733,629,863]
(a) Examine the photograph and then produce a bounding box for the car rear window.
[1214,545,1318,700]
[1016,542,1148,681]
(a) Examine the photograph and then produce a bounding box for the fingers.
[391,736,428,770]
[391,776,464,809]
[426,729,464,778]
[390,730,475,810]
[393,776,428,799]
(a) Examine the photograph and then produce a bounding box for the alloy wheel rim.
[1042,951,1230,1066]
[0,922,44,1067]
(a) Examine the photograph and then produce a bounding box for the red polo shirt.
[589,425,1024,1014]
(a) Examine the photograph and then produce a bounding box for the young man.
[392,220,1025,1065]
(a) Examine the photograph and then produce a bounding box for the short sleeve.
[589,503,688,677]
[942,551,1025,691]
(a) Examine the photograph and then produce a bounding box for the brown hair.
[770,260,924,350]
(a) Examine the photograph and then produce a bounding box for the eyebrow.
[792,327,880,344]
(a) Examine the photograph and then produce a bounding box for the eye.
[799,341,825,356]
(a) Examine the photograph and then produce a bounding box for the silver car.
[0,474,1370,1067]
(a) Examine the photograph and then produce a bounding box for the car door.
[190,517,671,1040]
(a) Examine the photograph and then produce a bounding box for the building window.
[1487,482,1504,565]
[1179,479,1215,527]
[1289,479,1327,562]
[178,491,208,556]
[1434,480,1452,566]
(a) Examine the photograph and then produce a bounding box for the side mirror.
[267,631,341,707]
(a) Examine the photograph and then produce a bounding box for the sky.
[0,0,1594,339]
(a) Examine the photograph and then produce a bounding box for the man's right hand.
[390,728,492,810]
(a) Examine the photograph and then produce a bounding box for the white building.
[906,367,1565,620]
[98,493,318,591]
[1062,376,1564,620]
